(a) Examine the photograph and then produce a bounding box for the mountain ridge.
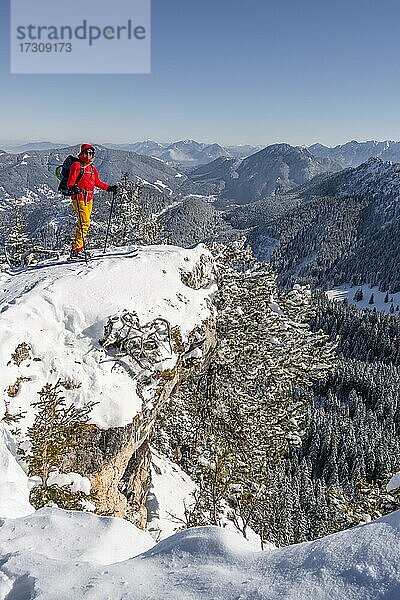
[309,139,400,168]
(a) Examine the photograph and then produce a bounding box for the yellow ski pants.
[71,197,93,250]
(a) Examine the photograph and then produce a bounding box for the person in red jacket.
[67,143,118,259]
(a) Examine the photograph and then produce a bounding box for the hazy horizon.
[1,137,400,150]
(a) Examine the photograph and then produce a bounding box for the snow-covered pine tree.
[18,381,95,510]
[4,198,33,267]
[328,478,400,529]
[0,208,10,271]
[155,239,337,542]
[107,173,162,246]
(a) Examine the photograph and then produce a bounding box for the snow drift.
[1,508,400,599]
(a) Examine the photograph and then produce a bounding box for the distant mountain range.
[0,141,66,153]
[107,140,263,166]
[122,137,400,169]
[192,144,335,204]
[6,138,400,169]
[0,144,194,204]
[0,140,263,166]
[3,141,400,209]
[0,142,335,205]
[297,156,400,200]
[308,140,400,168]
[2,141,400,293]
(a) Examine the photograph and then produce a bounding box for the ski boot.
[68,249,91,261]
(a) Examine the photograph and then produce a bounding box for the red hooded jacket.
[67,144,110,200]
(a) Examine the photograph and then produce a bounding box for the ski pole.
[103,190,116,254]
[76,196,88,265]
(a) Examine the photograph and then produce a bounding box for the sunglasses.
[84,149,95,156]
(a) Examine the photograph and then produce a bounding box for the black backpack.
[56,156,84,196]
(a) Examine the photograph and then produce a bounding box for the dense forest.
[264,297,400,545]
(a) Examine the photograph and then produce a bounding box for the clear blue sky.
[1,0,400,147]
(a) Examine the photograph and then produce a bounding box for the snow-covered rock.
[0,245,215,430]
[0,245,216,521]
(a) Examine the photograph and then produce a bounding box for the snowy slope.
[0,245,215,431]
[1,508,400,599]
[0,425,32,518]
[146,449,196,541]
[300,156,400,205]
[327,284,400,315]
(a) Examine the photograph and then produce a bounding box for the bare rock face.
[61,363,182,520]
[61,253,217,527]
[120,440,152,529]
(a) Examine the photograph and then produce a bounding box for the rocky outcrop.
[180,252,215,290]
[0,244,216,526]
[62,316,216,524]
[60,254,217,526]
[121,440,152,529]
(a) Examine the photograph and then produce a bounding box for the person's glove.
[107,185,118,193]
[70,185,82,196]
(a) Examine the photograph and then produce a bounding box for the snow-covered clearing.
[153,180,174,196]
[327,283,400,315]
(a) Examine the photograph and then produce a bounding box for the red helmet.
[80,143,95,154]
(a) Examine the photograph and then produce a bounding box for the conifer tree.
[108,173,162,246]
[155,240,337,542]
[18,381,96,510]
[5,198,33,267]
